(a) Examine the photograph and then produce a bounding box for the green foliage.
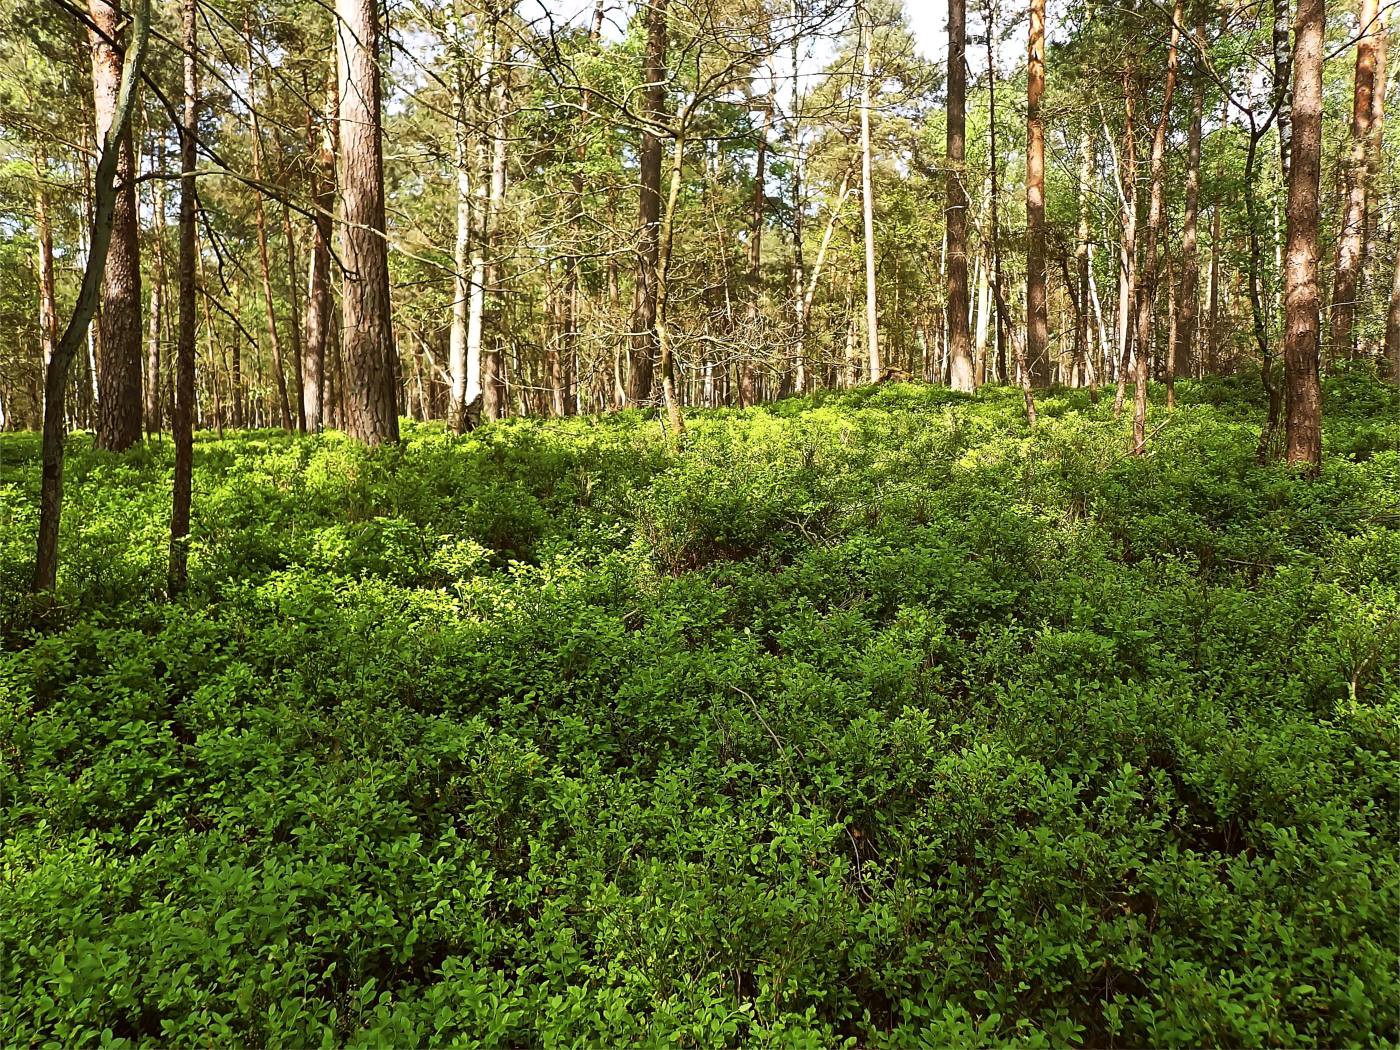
[1,376,1398,1046]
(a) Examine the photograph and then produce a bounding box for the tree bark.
[34,0,150,592]
[1130,1,1181,454]
[1329,0,1382,358]
[946,0,973,391]
[627,0,667,404]
[740,96,769,406]
[1172,22,1206,401]
[88,0,144,452]
[447,0,478,431]
[303,66,336,432]
[1387,237,1400,380]
[1025,0,1049,389]
[336,0,399,444]
[35,152,59,420]
[1075,124,1096,400]
[170,0,197,595]
[1283,0,1324,473]
[1111,79,1139,418]
[246,12,293,429]
[859,6,881,381]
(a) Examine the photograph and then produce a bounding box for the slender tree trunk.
[34,0,150,592]
[302,67,335,432]
[246,12,292,429]
[1111,80,1139,418]
[986,10,1005,383]
[144,138,167,435]
[88,0,144,452]
[627,0,667,404]
[481,35,509,422]
[447,0,477,431]
[656,130,687,440]
[1130,1,1181,454]
[1075,124,1096,401]
[1173,23,1206,401]
[35,153,59,419]
[1025,0,1049,390]
[170,0,197,594]
[1272,0,1293,180]
[1330,0,1383,358]
[859,6,880,381]
[946,0,973,391]
[1283,0,1324,473]
[1387,236,1400,379]
[336,0,399,444]
[740,96,769,406]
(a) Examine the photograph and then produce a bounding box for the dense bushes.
[1,376,1397,1046]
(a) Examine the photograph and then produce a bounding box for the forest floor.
[1,373,1398,1047]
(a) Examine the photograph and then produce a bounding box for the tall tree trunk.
[34,0,150,592]
[34,152,59,419]
[656,131,687,440]
[627,0,667,404]
[986,11,1005,383]
[859,5,881,381]
[144,137,167,435]
[1330,0,1383,358]
[1025,0,1049,390]
[170,0,197,595]
[946,0,973,391]
[88,0,144,452]
[481,31,509,423]
[1130,1,1181,454]
[1283,0,1324,473]
[1272,0,1293,180]
[447,0,476,432]
[302,68,335,432]
[245,12,292,429]
[336,0,399,444]
[1111,79,1139,418]
[740,96,769,406]
[1387,236,1400,379]
[1075,124,1096,401]
[1172,22,1206,401]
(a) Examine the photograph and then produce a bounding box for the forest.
[0,0,1398,1044]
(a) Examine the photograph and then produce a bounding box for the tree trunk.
[170,0,197,595]
[1025,0,1049,390]
[303,67,336,432]
[1329,0,1383,358]
[1130,1,1181,454]
[1172,23,1205,400]
[1272,0,1293,180]
[656,131,687,440]
[481,34,509,423]
[859,6,881,381]
[627,0,667,405]
[1386,237,1400,379]
[1111,79,1139,418]
[946,0,973,391]
[88,0,144,452]
[1283,0,1324,473]
[336,0,399,444]
[1075,124,1096,401]
[447,0,478,431]
[34,0,150,592]
[244,14,292,430]
[740,96,769,406]
[35,152,59,419]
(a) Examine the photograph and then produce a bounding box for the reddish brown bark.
[1025,0,1049,389]
[1329,0,1383,358]
[336,0,399,443]
[1283,0,1324,472]
[946,0,973,392]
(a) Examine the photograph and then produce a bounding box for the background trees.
[0,0,1394,450]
